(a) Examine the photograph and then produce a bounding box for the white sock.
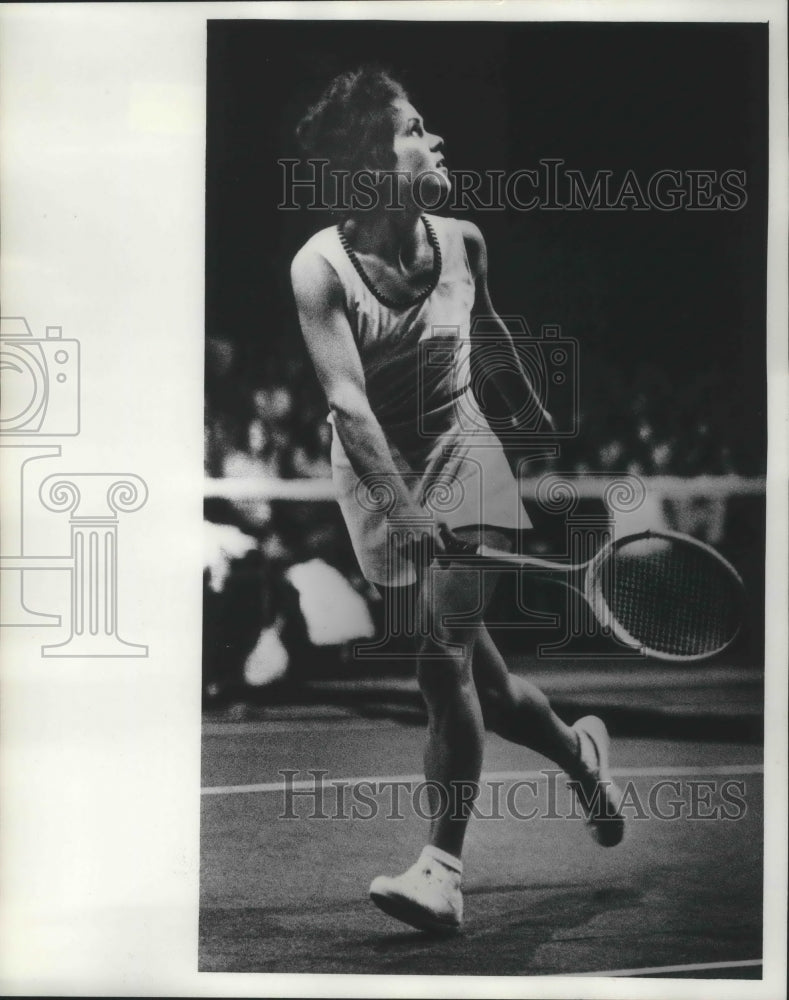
[421,844,463,876]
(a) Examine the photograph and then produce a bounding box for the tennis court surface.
[200,675,763,978]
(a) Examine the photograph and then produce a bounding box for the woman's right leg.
[377,580,580,778]
[415,563,489,862]
[368,565,489,932]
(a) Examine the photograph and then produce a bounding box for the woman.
[290,67,624,932]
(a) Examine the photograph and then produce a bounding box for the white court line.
[203,719,392,736]
[563,957,762,977]
[201,762,763,796]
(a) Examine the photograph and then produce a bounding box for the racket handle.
[437,523,479,558]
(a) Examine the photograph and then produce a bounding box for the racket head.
[585,530,746,662]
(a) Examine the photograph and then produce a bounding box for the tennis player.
[290,67,624,932]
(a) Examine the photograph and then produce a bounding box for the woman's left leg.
[472,624,580,772]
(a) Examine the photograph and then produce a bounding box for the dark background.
[204,20,768,675]
[206,18,768,474]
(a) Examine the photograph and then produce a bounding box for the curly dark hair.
[295,66,408,177]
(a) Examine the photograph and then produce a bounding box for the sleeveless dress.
[306,213,531,585]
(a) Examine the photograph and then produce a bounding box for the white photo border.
[0,2,786,998]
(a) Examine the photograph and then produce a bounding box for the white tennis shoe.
[568,715,625,847]
[369,847,463,932]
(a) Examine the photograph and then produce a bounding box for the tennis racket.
[437,526,745,662]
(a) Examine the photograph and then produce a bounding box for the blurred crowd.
[206,336,751,492]
[203,335,758,705]
[204,336,377,705]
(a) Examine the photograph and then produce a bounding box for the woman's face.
[390,98,450,204]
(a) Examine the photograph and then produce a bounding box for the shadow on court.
[200,885,645,974]
[200,717,763,976]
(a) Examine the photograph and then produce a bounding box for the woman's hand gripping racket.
[437,525,745,662]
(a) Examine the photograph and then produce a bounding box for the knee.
[477,674,553,734]
[477,675,517,730]
[417,632,474,703]
[418,627,473,664]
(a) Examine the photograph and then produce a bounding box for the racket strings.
[600,540,741,657]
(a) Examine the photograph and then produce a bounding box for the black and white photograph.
[0,2,786,996]
[201,12,773,980]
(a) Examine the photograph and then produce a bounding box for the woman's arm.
[290,245,426,523]
[460,220,555,432]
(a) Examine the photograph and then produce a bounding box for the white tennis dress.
[306,213,530,585]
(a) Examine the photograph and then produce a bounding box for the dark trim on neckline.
[336,215,443,310]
